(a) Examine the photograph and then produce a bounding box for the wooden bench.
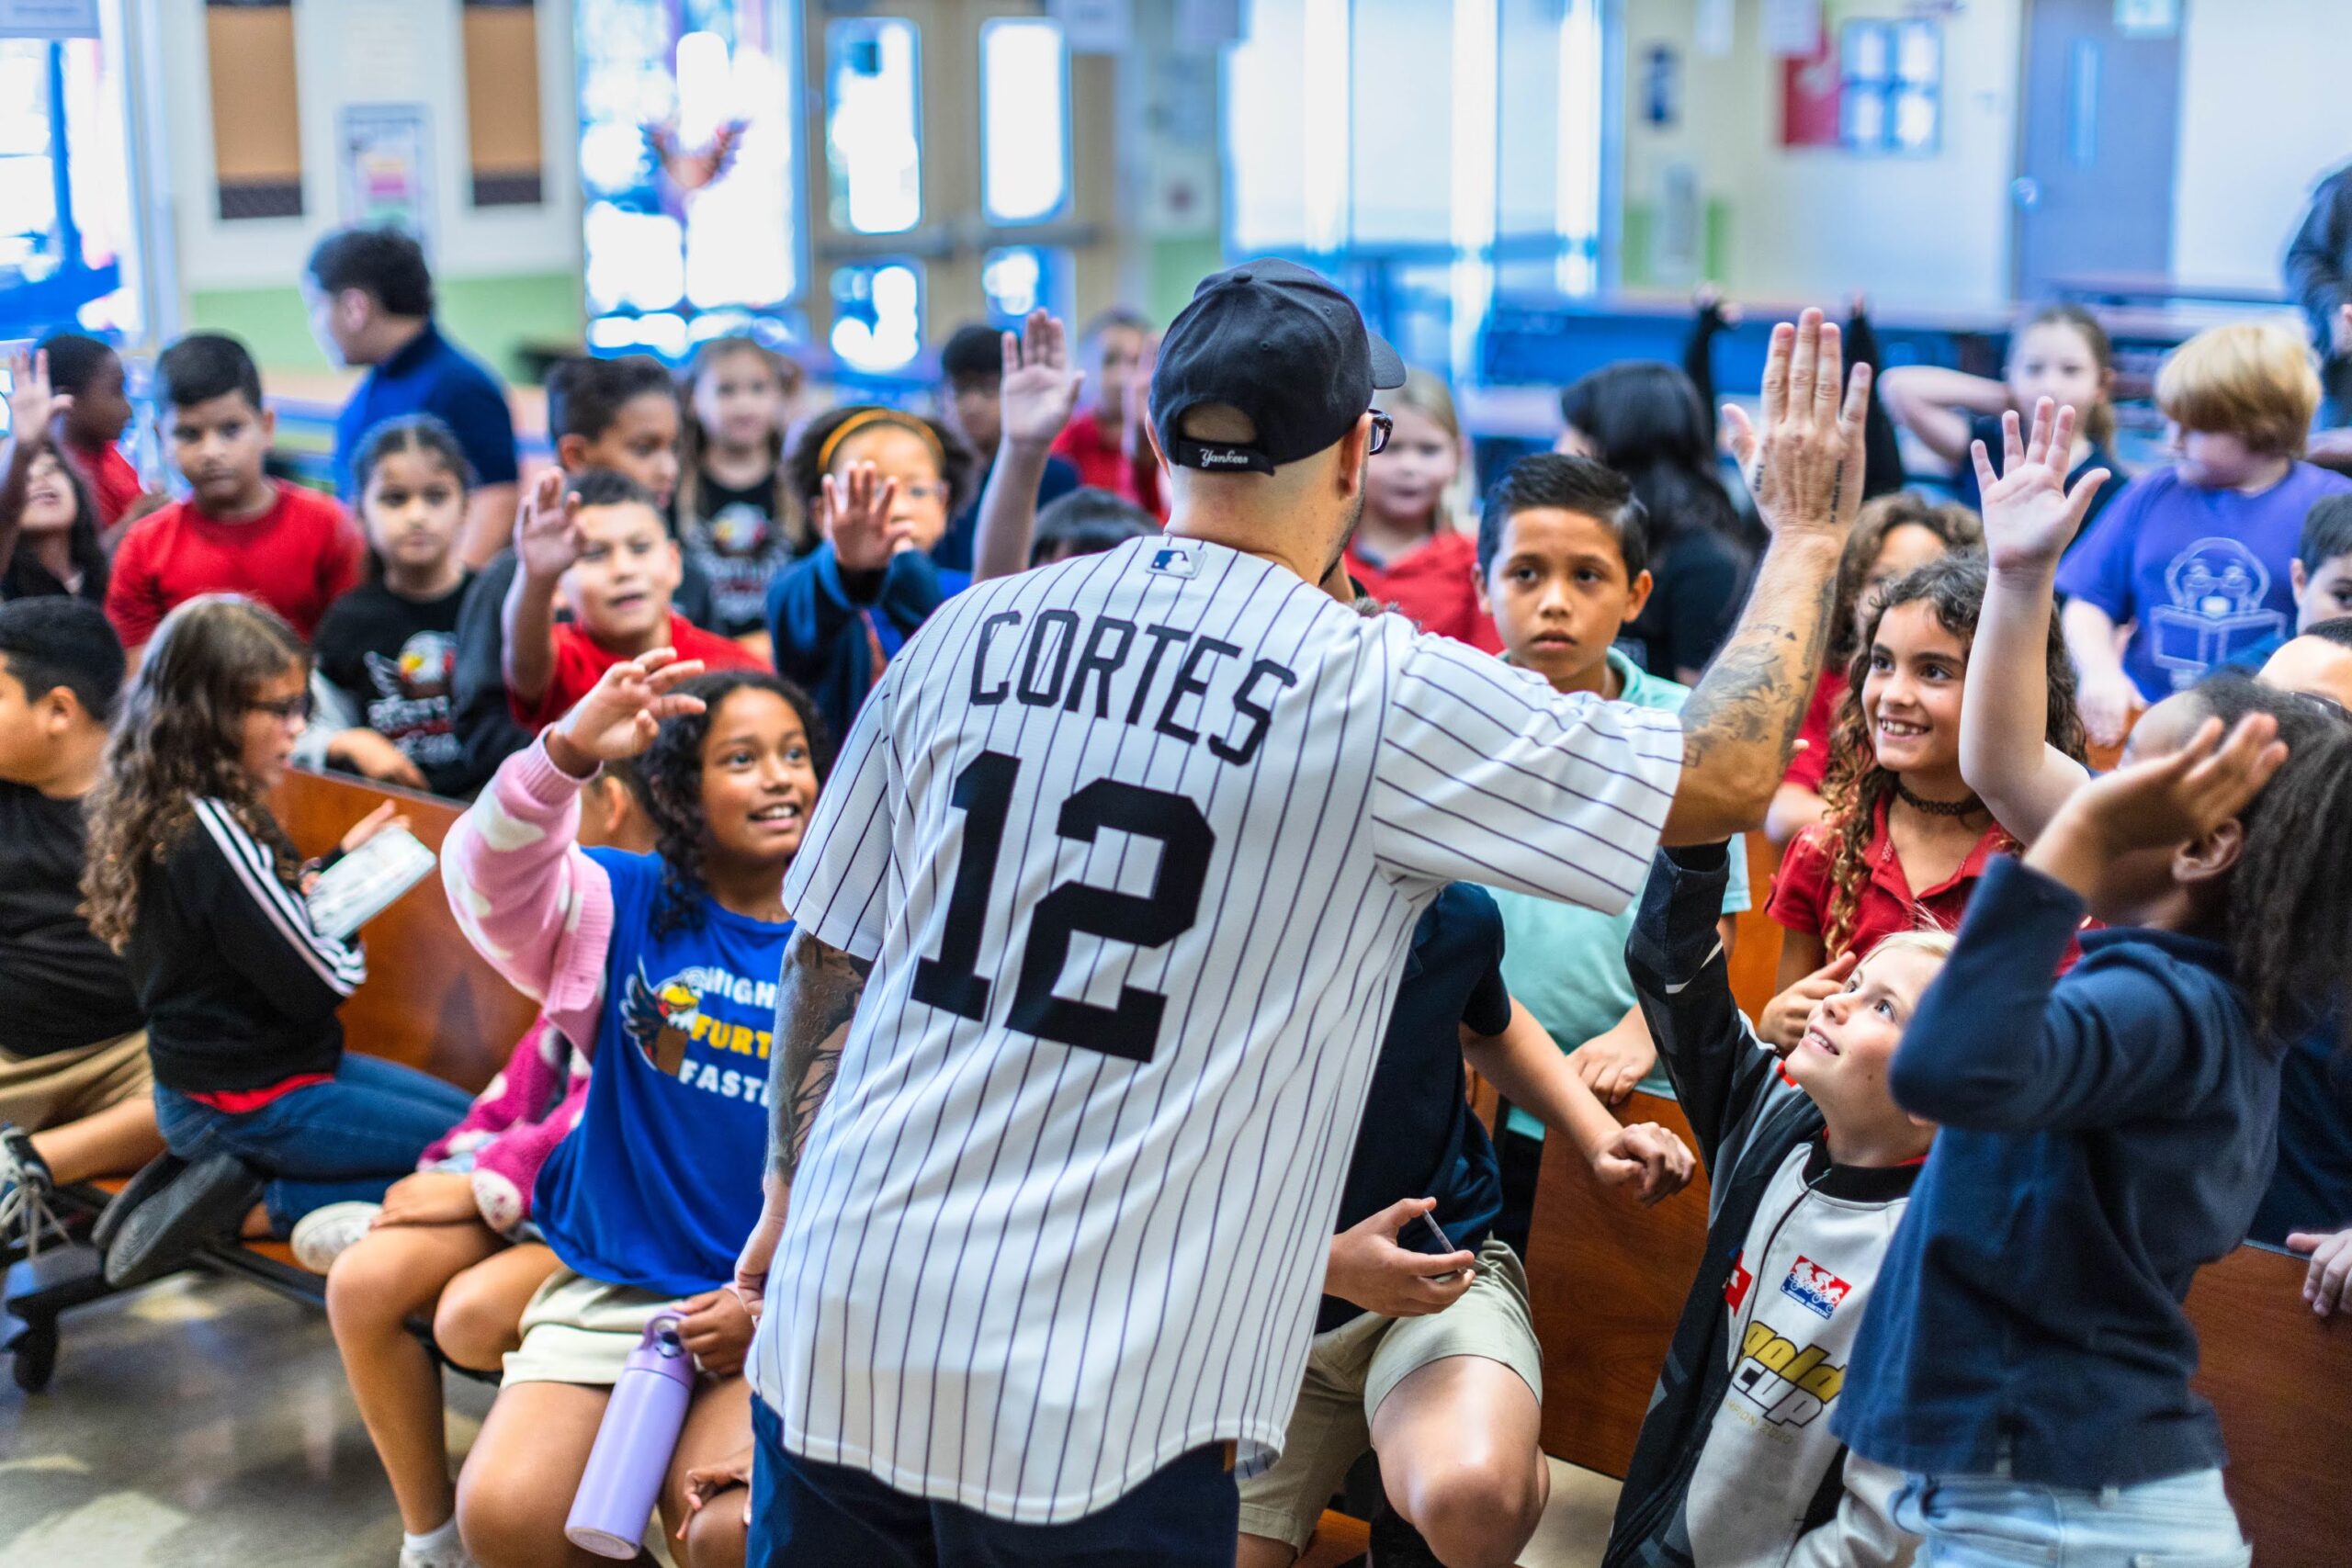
[1522,1092,2352,1558]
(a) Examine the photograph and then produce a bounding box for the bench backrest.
[268,768,537,1093]
[1524,1092,2352,1560]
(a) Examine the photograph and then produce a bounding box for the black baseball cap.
[1150,259,1406,475]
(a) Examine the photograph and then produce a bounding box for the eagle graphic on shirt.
[621,964,702,1076]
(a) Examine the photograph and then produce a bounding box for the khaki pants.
[0,1029,151,1134]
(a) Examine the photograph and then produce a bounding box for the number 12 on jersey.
[910,750,1216,1064]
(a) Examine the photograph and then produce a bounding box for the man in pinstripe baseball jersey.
[731,263,1873,1565]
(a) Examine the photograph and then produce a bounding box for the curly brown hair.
[1827,492,1982,671]
[81,595,310,951]
[1815,551,2087,955]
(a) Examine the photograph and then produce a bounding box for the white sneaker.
[398,1539,478,1568]
[289,1201,381,1272]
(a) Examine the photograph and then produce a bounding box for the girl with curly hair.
[1758,552,2088,1051]
[763,404,975,742]
[1765,493,1981,845]
[439,657,825,1568]
[81,594,475,1285]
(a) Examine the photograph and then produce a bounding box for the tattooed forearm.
[766,928,872,1185]
[1663,539,1840,844]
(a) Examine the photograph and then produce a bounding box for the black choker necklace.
[1894,781,1984,818]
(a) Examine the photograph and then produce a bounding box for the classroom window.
[1840,18,1941,155]
[982,244,1069,326]
[979,18,1069,226]
[0,22,144,352]
[825,17,922,235]
[829,260,923,373]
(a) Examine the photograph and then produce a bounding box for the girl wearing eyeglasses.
[78,592,472,1285]
[766,403,977,742]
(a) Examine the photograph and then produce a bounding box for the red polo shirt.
[1781,669,1849,793]
[1768,797,2018,964]
[1050,412,1165,516]
[512,613,767,729]
[1344,531,1500,652]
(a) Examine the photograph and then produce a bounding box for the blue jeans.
[744,1396,1238,1568]
[153,1054,474,1232]
[1894,1469,2250,1567]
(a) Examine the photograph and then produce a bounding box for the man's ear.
[1142,416,1170,476]
[1335,413,1373,498]
[2174,817,2246,889]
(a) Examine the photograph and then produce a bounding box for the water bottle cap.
[645,1313,686,1358]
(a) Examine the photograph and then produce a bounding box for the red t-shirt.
[1782,669,1849,793]
[105,482,365,649]
[1343,531,1501,652]
[512,613,767,729]
[1050,412,1165,517]
[63,438,141,529]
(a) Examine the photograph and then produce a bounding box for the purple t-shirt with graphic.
[2056,460,2352,700]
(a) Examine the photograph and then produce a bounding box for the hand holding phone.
[1324,1197,1479,1320]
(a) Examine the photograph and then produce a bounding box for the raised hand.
[2057,712,2287,862]
[514,467,584,581]
[1973,400,2111,573]
[1592,1122,1696,1207]
[1000,309,1085,453]
[546,649,709,774]
[6,349,66,444]
[1719,309,1872,544]
[820,460,907,573]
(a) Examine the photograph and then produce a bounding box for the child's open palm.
[547,649,708,774]
[1000,309,1084,451]
[821,461,906,573]
[1973,399,2109,572]
[514,468,584,581]
[2069,713,2287,859]
[6,348,65,442]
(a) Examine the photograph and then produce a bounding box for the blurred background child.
[1343,369,1495,649]
[675,337,808,650]
[1,349,109,604]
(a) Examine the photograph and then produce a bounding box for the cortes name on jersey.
[967,608,1299,767]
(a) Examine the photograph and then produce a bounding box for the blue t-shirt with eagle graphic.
[532,847,794,1297]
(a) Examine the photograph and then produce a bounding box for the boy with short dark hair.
[103,332,365,658]
[305,225,520,560]
[931,322,1080,571]
[34,331,157,535]
[501,467,763,729]
[1050,305,1163,513]
[1470,454,1750,1249]
[0,599,163,1198]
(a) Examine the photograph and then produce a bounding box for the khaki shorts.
[0,1030,151,1134]
[502,1266,685,1387]
[1237,1238,1543,1552]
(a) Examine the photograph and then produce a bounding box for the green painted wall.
[1616,200,1731,289]
[186,271,583,383]
[1146,235,1226,326]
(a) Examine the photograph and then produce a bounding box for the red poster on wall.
[1781,28,1843,147]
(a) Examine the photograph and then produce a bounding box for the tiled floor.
[0,1271,1619,1566]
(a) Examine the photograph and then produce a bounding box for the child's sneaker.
[0,1122,61,1251]
[289,1201,380,1273]
[0,1123,52,1200]
[397,1516,477,1568]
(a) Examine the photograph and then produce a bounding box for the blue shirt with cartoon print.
[2056,461,2352,702]
[532,848,794,1296]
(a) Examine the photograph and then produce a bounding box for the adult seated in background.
[305,225,520,568]
[1051,305,1164,515]
[0,600,164,1201]
[1556,361,1748,684]
[2287,160,2352,428]
[931,321,1079,574]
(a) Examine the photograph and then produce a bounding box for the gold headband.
[816,407,946,472]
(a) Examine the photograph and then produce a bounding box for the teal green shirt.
[1489,649,1750,1137]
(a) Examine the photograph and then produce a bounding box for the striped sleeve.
[187,797,368,1006]
[1370,630,1682,913]
[778,665,899,961]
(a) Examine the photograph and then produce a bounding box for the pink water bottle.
[565,1313,695,1558]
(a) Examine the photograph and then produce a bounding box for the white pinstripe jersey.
[750,536,1682,1521]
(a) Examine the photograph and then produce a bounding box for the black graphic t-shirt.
[313,574,475,796]
[680,469,796,637]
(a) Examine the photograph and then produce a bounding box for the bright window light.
[826,19,922,235]
[980,18,1069,225]
[830,262,924,372]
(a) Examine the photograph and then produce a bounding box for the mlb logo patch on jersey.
[1780,1256,1851,1319]
[1148,543,1198,578]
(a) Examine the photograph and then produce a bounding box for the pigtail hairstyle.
[2189,672,2352,1052]
[674,337,812,555]
[1816,551,2087,955]
[81,595,311,950]
[637,671,832,937]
